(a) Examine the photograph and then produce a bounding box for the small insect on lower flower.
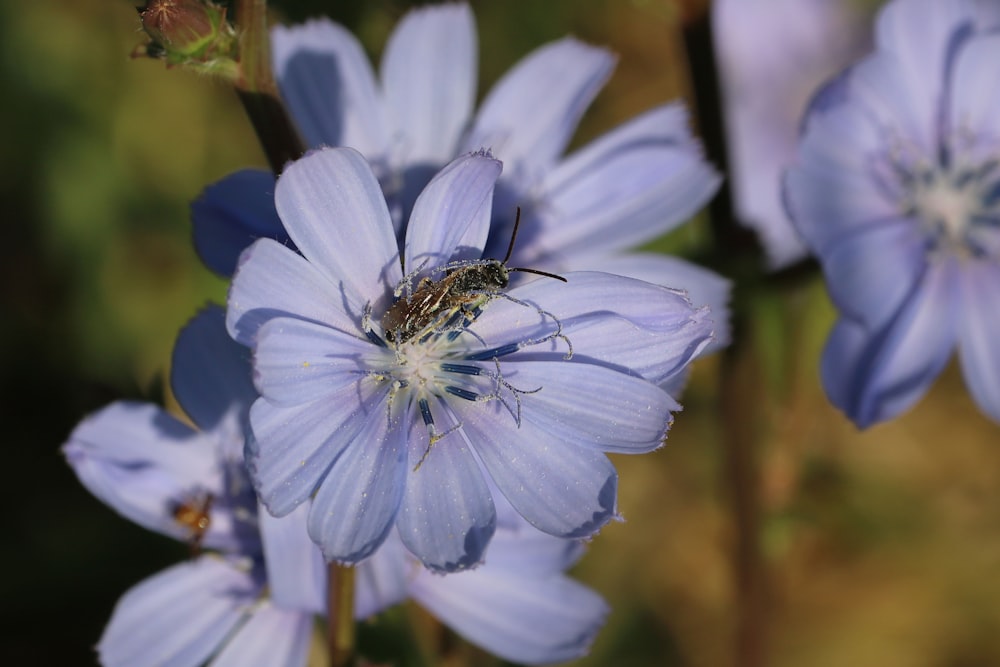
[379,207,567,344]
[171,490,214,556]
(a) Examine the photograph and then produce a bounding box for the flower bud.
[137,0,234,63]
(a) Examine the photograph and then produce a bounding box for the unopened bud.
[137,0,235,63]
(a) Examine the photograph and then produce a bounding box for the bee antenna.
[509,267,568,283]
[502,206,522,265]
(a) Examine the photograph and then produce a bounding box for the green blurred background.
[4,0,1000,665]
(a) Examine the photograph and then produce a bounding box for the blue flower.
[713,0,871,269]
[192,3,729,350]
[786,0,1000,427]
[226,146,714,572]
[63,307,323,667]
[66,307,610,665]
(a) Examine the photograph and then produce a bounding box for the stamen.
[445,386,479,402]
[439,363,482,375]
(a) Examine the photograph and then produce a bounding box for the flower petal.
[226,239,361,347]
[410,551,608,665]
[63,402,218,542]
[191,169,283,278]
[536,104,720,257]
[470,272,715,385]
[957,261,1000,423]
[171,306,257,433]
[821,259,959,428]
[307,408,408,562]
[403,151,502,271]
[247,381,387,517]
[98,557,256,667]
[949,32,1000,147]
[502,361,678,453]
[819,217,927,331]
[274,148,402,315]
[454,399,617,538]
[578,253,732,349]
[381,5,477,166]
[396,409,496,572]
[209,603,313,667]
[253,316,376,406]
[463,38,614,185]
[272,19,389,154]
[260,503,326,614]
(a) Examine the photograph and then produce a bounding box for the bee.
[171,491,214,556]
[381,207,566,343]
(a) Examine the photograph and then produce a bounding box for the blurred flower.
[64,305,609,665]
[713,0,871,269]
[63,306,322,667]
[227,146,713,572]
[192,3,729,348]
[786,0,1000,427]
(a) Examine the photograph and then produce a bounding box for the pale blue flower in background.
[713,0,871,269]
[226,146,714,572]
[63,307,321,667]
[192,3,729,348]
[786,0,1000,427]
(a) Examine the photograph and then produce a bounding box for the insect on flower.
[171,491,214,556]
[379,207,567,344]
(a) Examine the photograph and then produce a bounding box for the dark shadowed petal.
[958,261,1000,423]
[307,407,409,563]
[354,530,411,619]
[97,557,256,667]
[579,253,732,348]
[275,148,402,311]
[191,169,283,278]
[875,0,975,146]
[260,503,326,614]
[227,239,362,347]
[786,104,901,255]
[171,305,256,433]
[454,399,617,538]
[404,151,502,270]
[463,38,614,185]
[949,32,1000,144]
[247,382,387,516]
[501,361,678,453]
[822,259,959,428]
[536,104,720,257]
[272,19,389,153]
[820,217,927,332]
[209,604,313,667]
[409,550,608,665]
[396,410,496,572]
[381,5,477,166]
[474,272,714,385]
[63,402,217,542]
[252,316,378,407]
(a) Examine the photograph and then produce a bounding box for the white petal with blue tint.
[403,151,501,270]
[308,407,409,562]
[98,557,255,667]
[272,19,389,154]
[949,32,1000,143]
[958,261,1000,423]
[275,148,402,312]
[381,5,477,166]
[354,530,411,619]
[209,603,313,667]
[464,38,614,184]
[260,503,326,614]
[396,412,496,572]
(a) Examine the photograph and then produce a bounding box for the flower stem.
[327,562,356,667]
[681,8,769,667]
[233,0,305,173]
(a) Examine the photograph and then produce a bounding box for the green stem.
[327,563,357,667]
[233,0,305,173]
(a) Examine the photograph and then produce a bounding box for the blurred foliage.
[5,0,1000,666]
